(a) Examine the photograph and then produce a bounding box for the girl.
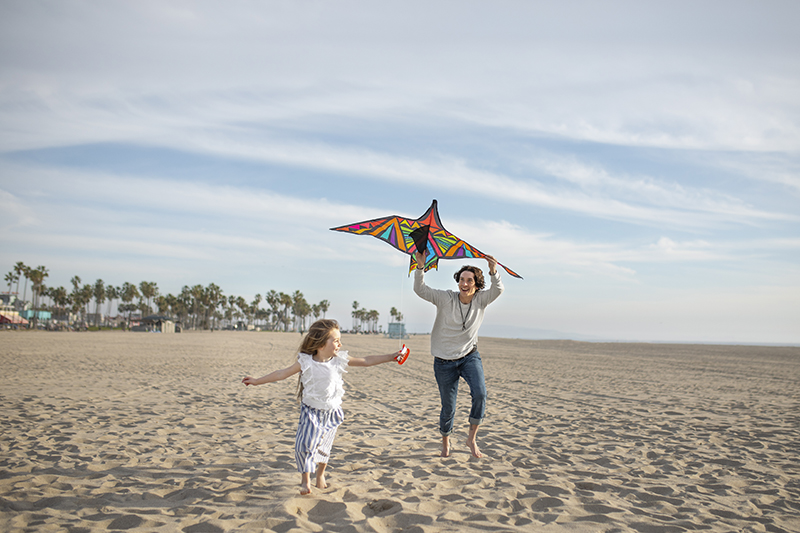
[242,319,409,495]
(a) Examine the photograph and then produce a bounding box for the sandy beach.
[1,331,798,532]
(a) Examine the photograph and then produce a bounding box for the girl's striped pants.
[295,403,344,473]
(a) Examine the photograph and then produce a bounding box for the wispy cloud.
[161,132,795,229]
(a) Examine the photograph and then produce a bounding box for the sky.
[1,1,798,344]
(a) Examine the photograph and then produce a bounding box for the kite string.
[397,269,405,349]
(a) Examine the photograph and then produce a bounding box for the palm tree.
[221,297,232,328]
[256,306,270,327]
[120,282,140,327]
[28,266,49,329]
[13,262,26,305]
[251,293,262,328]
[50,286,70,324]
[367,309,380,333]
[291,291,307,332]
[279,292,292,331]
[227,294,238,328]
[390,307,398,323]
[205,283,223,330]
[198,286,212,330]
[80,284,93,324]
[19,264,32,307]
[93,279,105,327]
[5,270,18,297]
[295,292,314,332]
[68,275,81,325]
[319,299,330,318]
[169,293,188,326]
[265,290,280,330]
[352,301,360,332]
[163,294,177,316]
[105,285,119,326]
[188,285,204,329]
[296,299,312,333]
[155,295,168,315]
[42,286,54,310]
[234,296,246,326]
[139,281,158,316]
[180,286,193,326]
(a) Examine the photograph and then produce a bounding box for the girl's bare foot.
[315,463,328,489]
[300,473,312,495]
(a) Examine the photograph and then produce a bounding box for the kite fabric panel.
[330,199,523,279]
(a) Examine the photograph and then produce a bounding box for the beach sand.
[1,331,799,532]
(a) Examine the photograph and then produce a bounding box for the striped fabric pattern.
[295,403,344,473]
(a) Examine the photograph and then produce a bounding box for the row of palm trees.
[349,302,402,333]
[4,261,349,332]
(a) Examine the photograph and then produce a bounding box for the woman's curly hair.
[453,265,485,291]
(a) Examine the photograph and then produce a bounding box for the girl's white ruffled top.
[298,350,350,410]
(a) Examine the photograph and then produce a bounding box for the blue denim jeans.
[433,349,486,436]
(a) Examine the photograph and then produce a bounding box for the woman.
[413,250,504,458]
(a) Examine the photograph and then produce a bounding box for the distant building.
[52,312,79,324]
[133,315,176,333]
[106,315,125,328]
[387,322,408,339]
[1,293,28,312]
[0,308,28,326]
[20,310,51,322]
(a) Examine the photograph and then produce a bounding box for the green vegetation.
[3,261,378,332]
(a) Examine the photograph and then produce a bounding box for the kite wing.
[330,199,523,279]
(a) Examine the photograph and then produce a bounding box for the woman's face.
[317,328,342,360]
[458,271,478,299]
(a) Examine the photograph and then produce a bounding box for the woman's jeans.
[433,349,486,436]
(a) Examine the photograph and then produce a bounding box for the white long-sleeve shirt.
[414,268,503,360]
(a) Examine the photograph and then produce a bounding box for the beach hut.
[21,310,52,322]
[386,322,408,339]
[137,315,176,333]
[0,312,28,327]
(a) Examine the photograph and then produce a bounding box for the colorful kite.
[330,199,522,279]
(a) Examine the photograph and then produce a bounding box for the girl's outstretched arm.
[242,361,301,386]
[348,349,405,367]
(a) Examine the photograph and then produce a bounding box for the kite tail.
[408,255,440,276]
[499,263,523,279]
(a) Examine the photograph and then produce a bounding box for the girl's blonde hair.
[296,319,340,402]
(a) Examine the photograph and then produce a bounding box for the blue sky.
[1,1,798,343]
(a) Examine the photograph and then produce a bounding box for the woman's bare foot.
[441,436,451,457]
[467,424,483,458]
[466,438,483,458]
